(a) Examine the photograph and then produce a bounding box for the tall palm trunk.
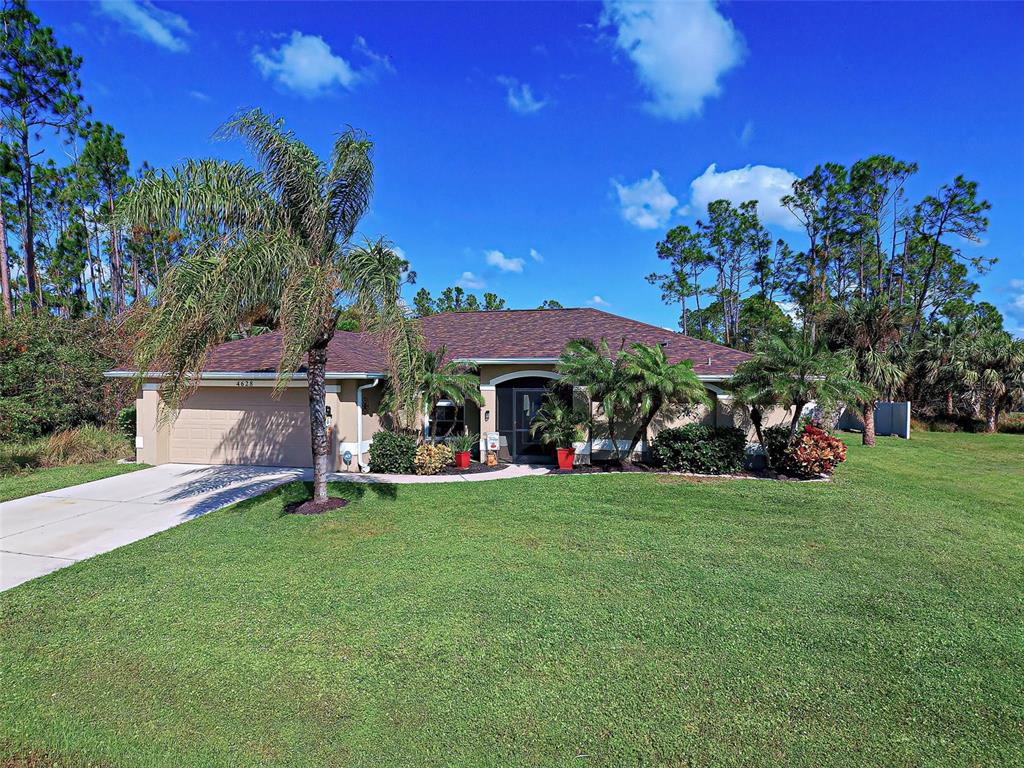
[789,399,807,439]
[0,201,12,318]
[945,390,954,417]
[20,135,39,313]
[107,192,125,313]
[862,400,877,446]
[984,394,998,434]
[307,342,331,502]
[750,407,769,468]
[625,396,661,463]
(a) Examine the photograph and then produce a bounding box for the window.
[430,403,465,438]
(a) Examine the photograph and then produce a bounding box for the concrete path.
[0,464,303,591]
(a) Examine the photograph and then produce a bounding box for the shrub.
[42,426,133,467]
[651,424,746,474]
[414,443,453,475]
[764,424,846,478]
[999,413,1024,434]
[0,313,138,441]
[368,430,417,474]
[920,415,987,433]
[0,437,48,474]
[117,406,137,440]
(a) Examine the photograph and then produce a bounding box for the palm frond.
[218,109,323,239]
[325,128,374,245]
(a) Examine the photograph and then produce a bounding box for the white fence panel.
[837,401,911,439]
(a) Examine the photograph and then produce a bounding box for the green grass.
[1,433,1022,767]
[0,461,147,503]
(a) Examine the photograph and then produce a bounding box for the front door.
[512,387,549,461]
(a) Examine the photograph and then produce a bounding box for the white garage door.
[169,388,313,467]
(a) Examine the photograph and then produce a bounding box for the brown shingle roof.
[187,308,749,377]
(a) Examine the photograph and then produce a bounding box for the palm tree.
[971,330,1024,432]
[743,331,868,440]
[920,318,976,417]
[117,109,388,505]
[556,337,634,461]
[619,342,708,461]
[418,345,484,442]
[728,361,778,460]
[828,297,908,446]
[529,396,588,449]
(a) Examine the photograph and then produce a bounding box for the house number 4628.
[236,380,253,388]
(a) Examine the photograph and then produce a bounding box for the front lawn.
[0,461,147,503]
[1,432,1021,766]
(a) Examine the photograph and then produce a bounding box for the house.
[109,308,768,470]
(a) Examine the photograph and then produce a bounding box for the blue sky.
[39,1,1024,334]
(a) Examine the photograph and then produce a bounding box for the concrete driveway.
[0,464,305,591]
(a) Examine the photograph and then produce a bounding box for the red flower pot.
[556,447,576,471]
[455,451,471,469]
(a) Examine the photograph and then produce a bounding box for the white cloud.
[529,248,544,263]
[253,32,358,96]
[587,295,611,307]
[485,250,525,273]
[613,170,679,230]
[687,163,800,229]
[188,90,210,102]
[353,35,395,76]
[497,76,550,115]
[1006,279,1024,326]
[98,0,191,52]
[739,120,754,147]
[601,0,745,120]
[457,271,485,290]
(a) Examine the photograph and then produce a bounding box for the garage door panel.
[168,389,313,467]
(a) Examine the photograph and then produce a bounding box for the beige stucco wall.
[134,366,787,470]
[136,379,349,471]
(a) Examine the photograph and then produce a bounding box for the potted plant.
[448,433,478,469]
[530,399,586,471]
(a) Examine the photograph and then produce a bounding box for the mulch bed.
[438,462,509,476]
[556,461,829,482]
[285,497,349,515]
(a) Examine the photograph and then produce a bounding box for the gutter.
[355,378,380,472]
[103,370,389,380]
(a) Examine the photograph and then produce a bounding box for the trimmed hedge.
[368,431,417,474]
[651,424,746,474]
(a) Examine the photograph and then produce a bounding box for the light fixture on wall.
[484,409,491,423]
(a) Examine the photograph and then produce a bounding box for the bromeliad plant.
[117,109,401,507]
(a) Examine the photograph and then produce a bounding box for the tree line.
[647,156,1021,430]
[0,1,187,318]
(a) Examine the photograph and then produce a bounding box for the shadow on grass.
[268,479,399,518]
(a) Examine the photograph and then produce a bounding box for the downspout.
[356,379,380,472]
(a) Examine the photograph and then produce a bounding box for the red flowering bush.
[764,423,847,478]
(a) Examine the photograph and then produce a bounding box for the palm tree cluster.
[730,297,1024,456]
[554,338,709,464]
